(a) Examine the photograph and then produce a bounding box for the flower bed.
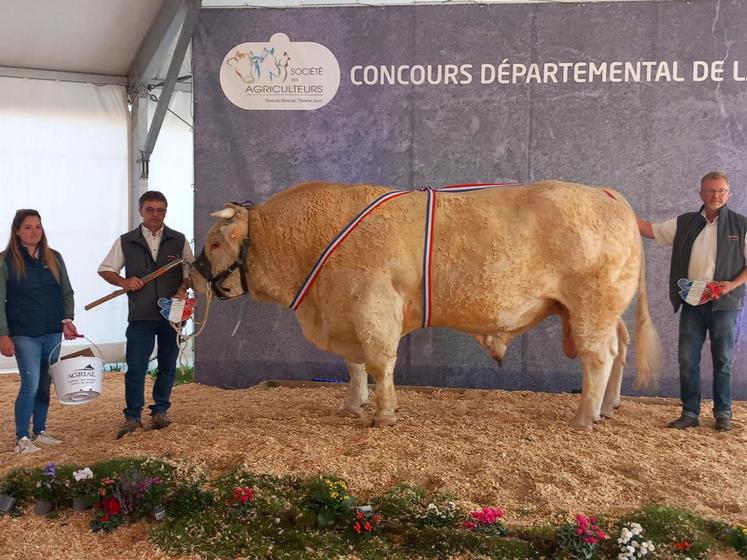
[1,457,746,559]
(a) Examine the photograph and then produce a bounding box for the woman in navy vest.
[0,209,79,454]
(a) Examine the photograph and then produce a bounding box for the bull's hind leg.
[572,327,618,429]
[600,318,630,418]
[337,361,369,418]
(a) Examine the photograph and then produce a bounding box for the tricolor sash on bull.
[289,182,518,327]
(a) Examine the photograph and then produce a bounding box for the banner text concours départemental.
[350,60,747,86]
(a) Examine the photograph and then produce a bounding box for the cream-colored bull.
[192,180,661,429]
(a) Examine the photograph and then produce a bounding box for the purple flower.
[42,463,57,478]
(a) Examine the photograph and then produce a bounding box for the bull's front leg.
[366,355,398,427]
[337,360,369,418]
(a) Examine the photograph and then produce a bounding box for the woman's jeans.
[13,333,61,440]
[678,303,739,419]
[124,319,179,420]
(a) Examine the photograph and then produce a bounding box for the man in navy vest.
[638,171,747,432]
[98,191,194,439]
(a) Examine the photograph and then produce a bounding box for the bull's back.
[429,181,640,326]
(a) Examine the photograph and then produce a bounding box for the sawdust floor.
[1,372,746,560]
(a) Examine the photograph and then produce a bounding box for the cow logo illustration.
[220,33,340,111]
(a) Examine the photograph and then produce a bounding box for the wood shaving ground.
[1,373,746,559]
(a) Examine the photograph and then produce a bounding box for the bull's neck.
[247,206,320,306]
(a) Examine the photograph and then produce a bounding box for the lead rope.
[168,287,213,368]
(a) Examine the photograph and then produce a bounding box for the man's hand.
[637,217,654,239]
[62,322,80,340]
[717,280,737,295]
[121,276,145,291]
[175,278,191,300]
[0,335,14,357]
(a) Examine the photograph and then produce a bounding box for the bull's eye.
[210,241,221,250]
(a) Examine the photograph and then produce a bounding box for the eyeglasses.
[143,207,167,215]
[701,189,730,197]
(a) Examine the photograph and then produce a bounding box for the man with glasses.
[638,171,747,432]
[98,191,194,439]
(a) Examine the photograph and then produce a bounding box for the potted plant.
[143,477,167,521]
[33,463,58,515]
[225,485,255,520]
[70,467,95,512]
[90,477,125,532]
[0,493,15,514]
[119,471,165,521]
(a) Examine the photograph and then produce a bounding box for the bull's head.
[191,202,253,299]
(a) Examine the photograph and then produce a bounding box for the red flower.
[364,522,373,532]
[673,540,691,551]
[353,522,361,533]
[356,511,364,520]
[104,497,121,516]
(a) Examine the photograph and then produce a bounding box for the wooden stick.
[84,258,185,311]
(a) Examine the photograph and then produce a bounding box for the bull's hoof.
[336,405,363,418]
[600,407,616,419]
[593,415,604,423]
[370,415,397,428]
[569,418,594,431]
[600,401,621,419]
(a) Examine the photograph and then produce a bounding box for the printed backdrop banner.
[193,1,747,399]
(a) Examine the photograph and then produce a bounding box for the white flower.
[73,467,93,482]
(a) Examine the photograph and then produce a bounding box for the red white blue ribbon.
[421,187,437,327]
[290,182,518,324]
[289,189,411,311]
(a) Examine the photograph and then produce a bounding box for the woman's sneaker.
[15,437,41,454]
[33,431,62,445]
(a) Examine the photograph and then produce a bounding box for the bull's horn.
[210,208,236,220]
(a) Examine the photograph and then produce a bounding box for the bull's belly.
[430,297,558,336]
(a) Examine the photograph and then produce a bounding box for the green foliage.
[165,480,214,519]
[618,505,717,559]
[147,365,193,385]
[0,468,36,506]
[415,500,464,529]
[726,524,747,558]
[400,527,539,558]
[556,514,607,560]
[510,523,561,557]
[5,460,747,560]
[371,482,427,523]
[301,474,356,528]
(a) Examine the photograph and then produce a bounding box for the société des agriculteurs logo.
[220,32,341,111]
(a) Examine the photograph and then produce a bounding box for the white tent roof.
[0,0,654,80]
[0,0,166,79]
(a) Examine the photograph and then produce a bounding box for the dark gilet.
[120,226,185,322]
[4,248,64,336]
[669,205,747,312]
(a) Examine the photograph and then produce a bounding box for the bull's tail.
[633,240,662,389]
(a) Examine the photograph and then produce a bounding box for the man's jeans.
[124,319,179,420]
[13,333,61,440]
[678,302,739,419]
